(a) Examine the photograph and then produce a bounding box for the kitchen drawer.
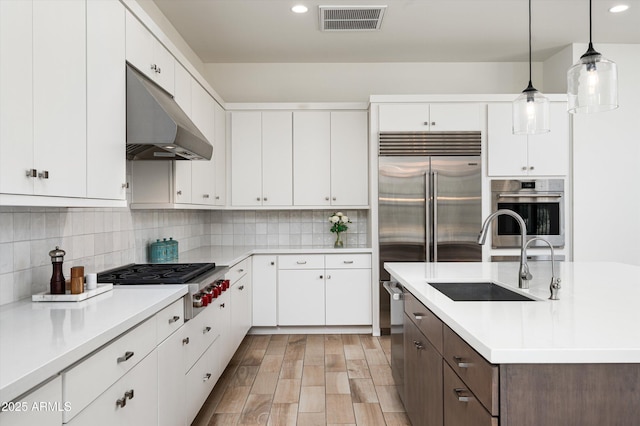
[278,254,324,270]
[227,257,250,281]
[443,325,499,416]
[182,294,224,372]
[185,337,221,425]
[443,363,498,426]
[404,291,443,354]
[156,297,185,345]
[67,351,158,426]
[325,253,371,269]
[0,376,61,426]
[63,316,156,422]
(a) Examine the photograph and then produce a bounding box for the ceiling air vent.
[319,5,387,31]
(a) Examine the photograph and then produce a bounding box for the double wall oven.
[491,179,565,248]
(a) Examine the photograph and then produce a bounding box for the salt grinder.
[49,246,66,294]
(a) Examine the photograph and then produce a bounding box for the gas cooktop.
[98,263,217,285]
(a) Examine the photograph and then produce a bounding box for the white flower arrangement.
[329,211,351,234]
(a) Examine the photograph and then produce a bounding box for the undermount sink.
[427,281,536,302]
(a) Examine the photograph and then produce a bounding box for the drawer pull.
[116,397,127,408]
[296,261,307,264]
[454,388,471,402]
[413,313,425,320]
[343,260,354,264]
[238,268,244,273]
[453,356,471,368]
[168,315,180,324]
[182,337,190,345]
[117,351,134,363]
[203,326,212,334]
[413,340,424,350]
[125,389,134,400]
[203,373,212,381]
[220,303,225,309]
[238,285,245,290]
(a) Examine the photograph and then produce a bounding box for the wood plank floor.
[192,334,411,426]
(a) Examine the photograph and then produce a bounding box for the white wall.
[543,45,574,93]
[204,62,544,103]
[572,44,640,266]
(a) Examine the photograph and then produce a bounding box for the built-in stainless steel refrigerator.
[378,153,482,332]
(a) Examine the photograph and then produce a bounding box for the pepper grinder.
[49,246,66,294]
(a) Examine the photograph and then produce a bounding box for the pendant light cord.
[589,0,593,44]
[528,0,532,84]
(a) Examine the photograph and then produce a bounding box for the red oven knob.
[223,279,230,290]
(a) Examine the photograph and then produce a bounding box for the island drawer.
[444,363,498,426]
[443,325,499,416]
[404,291,443,354]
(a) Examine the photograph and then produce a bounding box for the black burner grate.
[98,263,217,284]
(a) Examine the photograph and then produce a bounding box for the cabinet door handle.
[203,373,212,381]
[413,313,425,320]
[332,196,336,201]
[219,303,225,308]
[454,388,471,402]
[215,195,220,200]
[270,262,275,266]
[238,268,244,273]
[343,260,354,264]
[124,389,134,400]
[319,275,324,279]
[203,194,210,198]
[38,170,49,179]
[413,340,424,350]
[182,337,190,345]
[327,275,331,279]
[168,315,180,324]
[116,397,127,408]
[150,63,157,72]
[530,166,535,170]
[177,190,182,195]
[296,261,307,265]
[203,326,212,334]
[121,182,129,189]
[257,197,261,201]
[117,351,134,363]
[26,169,37,178]
[521,166,527,171]
[325,196,330,201]
[453,356,471,368]
[238,285,245,290]
[263,197,268,201]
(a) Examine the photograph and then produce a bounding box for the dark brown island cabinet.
[402,291,640,426]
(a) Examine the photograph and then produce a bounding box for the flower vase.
[334,232,344,248]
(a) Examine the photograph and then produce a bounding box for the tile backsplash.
[0,207,369,305]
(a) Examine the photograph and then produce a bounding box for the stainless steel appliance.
[378,132,482,333]
[491,179,565,248]
[97,263,228,320]
[383,281,406,403]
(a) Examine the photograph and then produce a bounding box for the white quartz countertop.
[180,245,373,267]
[0,285,187,403]
[385,261,640,364]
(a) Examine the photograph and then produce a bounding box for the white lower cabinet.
[252,255,277,326]
[230,272,252,350]
[278,269,326,326]
[67,350,158,426]
[276,253,372,326]
[184,337,221,425]
[0,376,62,426]
[157,326,187,426]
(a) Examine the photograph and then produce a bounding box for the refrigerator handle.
[425,172,430,263]
[433,171,438,263]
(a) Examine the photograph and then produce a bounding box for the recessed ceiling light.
[291,5,308,14]
[609,4,629,13]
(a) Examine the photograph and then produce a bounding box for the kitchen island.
[385,261,640,426]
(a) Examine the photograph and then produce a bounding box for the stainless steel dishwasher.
[383,281,406,403]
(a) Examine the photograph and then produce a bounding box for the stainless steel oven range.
[97,263,229,320]
[491,179,565,248]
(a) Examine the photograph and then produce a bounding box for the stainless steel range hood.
[126,65,213,160]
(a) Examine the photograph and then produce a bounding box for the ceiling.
[152,0,640,64]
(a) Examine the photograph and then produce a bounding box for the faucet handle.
[549,277,561,300]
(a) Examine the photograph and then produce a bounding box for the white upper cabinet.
[173,64,193,204]
[125,10,175,94]
[86,0,126,200]
[191,82,217,205]
[330,111,369,206]
[0,0,87,198]
[0,0,34,195]
[487,102,569,176]
[293,111,332,206]
[379,103,481,131]
[231,111,293,207]
[293,111,369,207]
[213,102,226,206]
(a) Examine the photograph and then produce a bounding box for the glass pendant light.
[513,0,550,135]
[567,0,618,113]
